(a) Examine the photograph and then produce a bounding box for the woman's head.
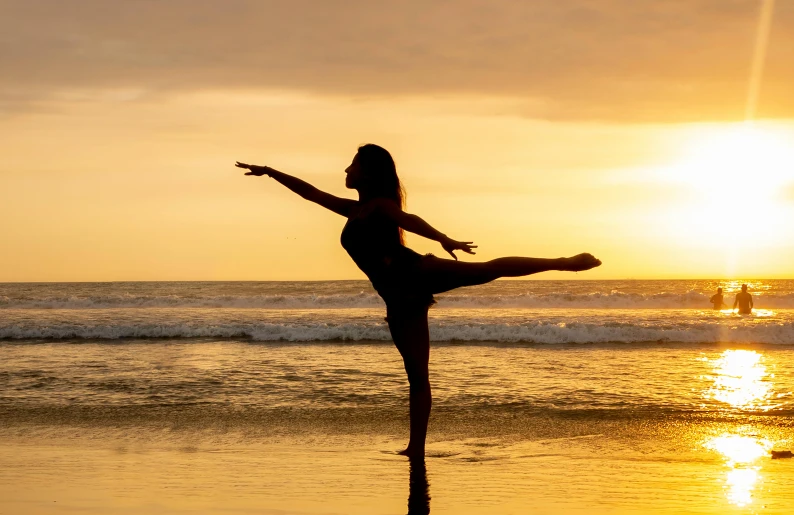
[345,144,405,208]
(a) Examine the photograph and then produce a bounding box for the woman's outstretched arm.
[236,162,356,217]
[372,199,476,260]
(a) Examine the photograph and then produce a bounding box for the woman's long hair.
[357,144,406,243]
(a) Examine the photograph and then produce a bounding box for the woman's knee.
[408,375,430,394]
[404,361,429,387]
[404,357,427,374]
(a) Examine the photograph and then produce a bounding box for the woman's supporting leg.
[387,307,432,458]
[420,253,601,295]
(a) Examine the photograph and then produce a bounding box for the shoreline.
[3,416,793,514]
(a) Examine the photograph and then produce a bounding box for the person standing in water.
[235,144,601,457]
[709,287,726,310]
[733,284,754,314]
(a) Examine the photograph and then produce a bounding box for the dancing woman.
[236,144,601,457]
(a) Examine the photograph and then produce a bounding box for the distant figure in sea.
[709,287,726,310]
[236,144,601,457]
[733,284,754,314]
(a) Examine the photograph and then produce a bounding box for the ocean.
[2,279,793,514]
[3,279,794,342]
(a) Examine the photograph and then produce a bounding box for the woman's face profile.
[345,154,365,189]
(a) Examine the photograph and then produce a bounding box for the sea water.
[2,279,794,342]
[2,279,794,416]
[2,280,793,513]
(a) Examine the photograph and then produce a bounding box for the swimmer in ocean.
[733,284,754,315]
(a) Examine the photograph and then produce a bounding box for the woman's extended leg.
[387,306,432,458]
[419,253,601,294]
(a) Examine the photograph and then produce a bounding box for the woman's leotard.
[340,206,434,313]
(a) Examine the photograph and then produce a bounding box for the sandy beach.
[3,413,794,514]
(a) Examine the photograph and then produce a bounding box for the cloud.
[2,0,794,121]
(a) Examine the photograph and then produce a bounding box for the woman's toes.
[567,253,601,271]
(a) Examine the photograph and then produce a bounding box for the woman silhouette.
[236,144,601,457]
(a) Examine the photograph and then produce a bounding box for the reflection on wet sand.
[706,434,772,507]
[407,457,430,515]
[703,349,774,507]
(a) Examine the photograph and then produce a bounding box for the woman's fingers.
[461,242,477,254]
[236,163,272,176]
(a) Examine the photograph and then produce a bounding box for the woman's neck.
[357,188,376,203]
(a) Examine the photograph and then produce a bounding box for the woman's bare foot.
[559,253,601,272]
[398,445,425,458]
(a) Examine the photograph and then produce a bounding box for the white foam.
[0,293,385,310]
[2,320,794,344]
[3,291,794,310]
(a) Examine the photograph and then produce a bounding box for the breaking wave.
[3,291,794,310]
[3,319,794,344]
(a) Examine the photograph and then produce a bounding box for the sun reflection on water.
[704,350,772,410]
[707,434,771,466]
[703,350,775,507]
[747,309,776,318]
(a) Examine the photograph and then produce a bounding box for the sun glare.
[671,124,793,197]
[652,123,794,255]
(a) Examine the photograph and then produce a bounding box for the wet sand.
[2,419,794,515]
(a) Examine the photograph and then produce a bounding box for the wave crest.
[3,320,794,344]
[3,290,794,310]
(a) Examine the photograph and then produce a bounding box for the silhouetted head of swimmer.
[742,284,748,292]
[717,287,723,294]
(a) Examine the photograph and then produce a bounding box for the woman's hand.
[441,237,477,260]
[235,162,274,176]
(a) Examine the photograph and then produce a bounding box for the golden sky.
[1,1,793,281]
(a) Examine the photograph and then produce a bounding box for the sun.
[654,123,794,249]
[670,123,793,200]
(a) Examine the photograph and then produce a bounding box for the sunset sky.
[1,0,793,281]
